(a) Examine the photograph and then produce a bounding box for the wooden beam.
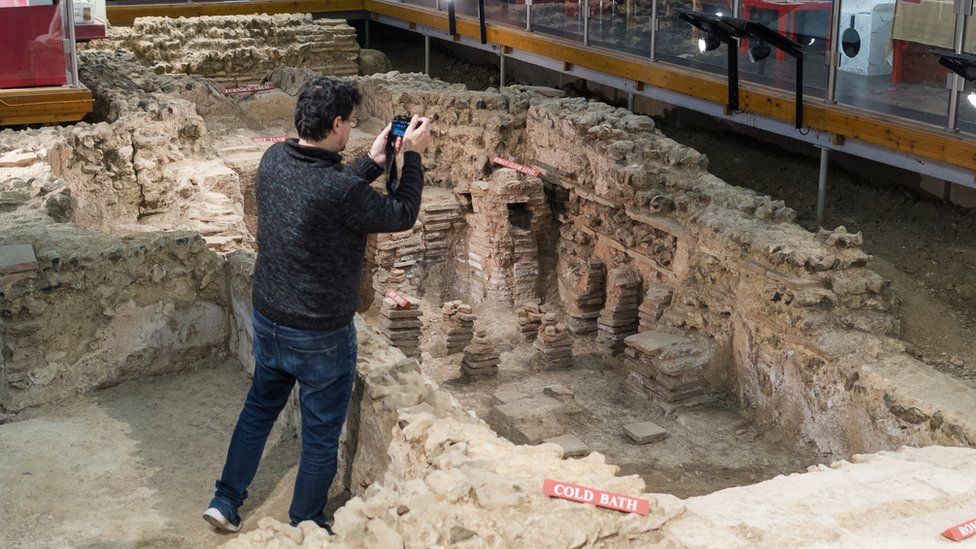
[0,87,93,126]
[364,0,976,174]
[108,0,364,26]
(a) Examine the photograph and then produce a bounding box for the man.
[204,76,431,533]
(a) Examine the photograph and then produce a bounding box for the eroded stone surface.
[86,15,360,85]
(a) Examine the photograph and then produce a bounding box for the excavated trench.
[2,14,976,547]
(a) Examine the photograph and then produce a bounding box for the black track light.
[749,41,771,62]
[697,33,722,53]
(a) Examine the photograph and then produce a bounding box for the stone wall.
[226,317,976,547]
[0,210,228,414]
[87,15,360,85]
[518,96,975,454]
[350,73,975,457]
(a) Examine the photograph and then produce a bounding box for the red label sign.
[384,288,411,309]
[221,83,276,95]
[250,136,288,143]
[942,518,976,542]
[543,479,650,515]
[491,156,544,178]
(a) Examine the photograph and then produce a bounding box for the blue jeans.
[210,310,358,527]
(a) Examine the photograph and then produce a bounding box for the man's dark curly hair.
[294,77,362,142]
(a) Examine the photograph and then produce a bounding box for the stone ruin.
[2,16,976,546]
[84,14,361,85]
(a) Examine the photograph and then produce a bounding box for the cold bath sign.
[543,479,650,515]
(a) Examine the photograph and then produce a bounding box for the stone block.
[623,421,668,444]
[625,331,685,356]
[544,433,590,458]
[0,244,37,275]
[488,395,567,445]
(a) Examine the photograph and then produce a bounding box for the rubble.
[439,300,476,354]
[515,302,547,340]
[377,295,423,360]
[532,313,574,369]
[461,328,501,379]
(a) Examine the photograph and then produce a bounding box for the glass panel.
[485,0,528,27]
[532,0,586,41]
[834,0,953,125]
[655,0,734,74]
[0,0,71,89]
[738,0,834,98]
[456,0,482,17]
[586,0,655,56]
[954,18,976,132]
[404,0,438,8]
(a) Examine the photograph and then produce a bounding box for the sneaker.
[203,507,243,533]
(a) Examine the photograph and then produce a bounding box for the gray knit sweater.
[252,139,423,330]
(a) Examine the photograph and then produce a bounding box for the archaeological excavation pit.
[2,13,976,548]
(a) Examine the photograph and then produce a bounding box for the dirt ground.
[364,300,820,499]
[0,365,299,548]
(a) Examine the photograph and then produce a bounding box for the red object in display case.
[0,0,68,89]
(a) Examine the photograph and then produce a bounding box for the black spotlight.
[749,41,771,62]
[936,51,976,109]
[698,32,722,53]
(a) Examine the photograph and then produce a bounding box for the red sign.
[543,479,650,515]
[491,156,544,178]
[942,518,976,542]
[384,288,411,309]
[250,136,288,143]
[221,83,276,95]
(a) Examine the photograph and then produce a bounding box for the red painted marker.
[543,478,650,515]
[942,517,976,542]
[221,83,276,95]
[384,288,411,309]
[491,155,544,178]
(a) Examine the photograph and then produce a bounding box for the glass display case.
[833,0,951,125]
[586,0,655,56]
[655,0,733,74]
[0,0,75,88]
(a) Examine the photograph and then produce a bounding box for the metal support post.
[825,0,841,102]
[649,0,658,60]
[583,0,590,45]
[947,0,971,130]
[627,92,635,112]
[365,19,371,49]
[526,0,532,31]
[65,0,79,87]
[500,50,506,86]
[424,35,431,75]
[817,147,829,226]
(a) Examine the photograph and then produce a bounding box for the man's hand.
[402,115,431,154]
[368,123,400,166]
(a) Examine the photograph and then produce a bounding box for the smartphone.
[389,115,411,146]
